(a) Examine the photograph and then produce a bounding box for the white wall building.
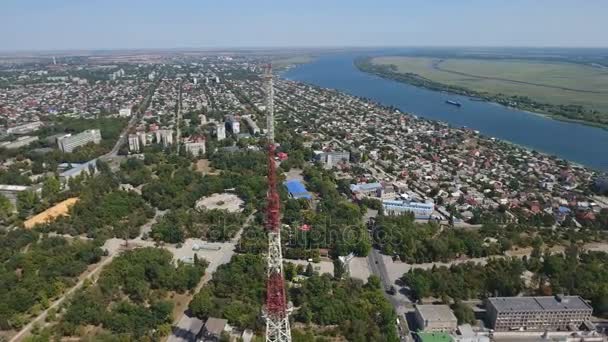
[184,138,206,157]
[57,129,102,153]
[415,305,458,332]
[216,125,226,141]
[382,200,435,219]
[128,134,140,152]
[119,108,132,117]
[6,121,44,135]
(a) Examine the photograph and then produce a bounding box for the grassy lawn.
[371,56,608,112]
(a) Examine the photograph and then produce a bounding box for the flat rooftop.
[488,296,592,312]
[284,179,312,200]
[416,305,458,323]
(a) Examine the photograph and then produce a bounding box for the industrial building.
[486,296,593,332]
[383,200,435,219]
[415,305,458,332]
[284,179,312,200]
[57,129,102,153]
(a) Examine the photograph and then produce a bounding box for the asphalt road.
[367,249,411,341]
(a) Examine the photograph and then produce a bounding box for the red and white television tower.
[262,64,292,342]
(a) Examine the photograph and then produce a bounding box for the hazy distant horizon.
[2,0,607,51]
[4,45,608,56]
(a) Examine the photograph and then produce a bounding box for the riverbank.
[354,57,608,131]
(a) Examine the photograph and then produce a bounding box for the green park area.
[360,56,608,126]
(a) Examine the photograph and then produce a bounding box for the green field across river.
[371,56,608,113]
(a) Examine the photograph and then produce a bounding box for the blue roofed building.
[284,179,312,200]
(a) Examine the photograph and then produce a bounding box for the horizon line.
[2,45,608,56]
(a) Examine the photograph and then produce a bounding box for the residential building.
[226,116,240,134]
[315,151,350,168]
[486,296,593,332]
[242,115,260,135]
[184,137,206,157]
[216,125,226,141]
[415,305,458,332]
[380,183,398,200]
[158,129,173,147]
[128,134,140,152]
[118,108,132,117]
[6,121,43,135]
[57,129,102,153]
[383,200,435,219]
[350,182,383,197]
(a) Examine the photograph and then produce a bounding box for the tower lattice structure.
[263,64,292,342]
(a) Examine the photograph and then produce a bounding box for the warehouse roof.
[416,305,457,323]
[284,179,312,200]
[488,296,592,312]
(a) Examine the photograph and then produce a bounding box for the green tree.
[0,194,13,222]
[453,301,476,324]
[305,263,314,277]
[333,259,345,280]
[42,176,61,200]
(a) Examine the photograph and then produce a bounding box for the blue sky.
[1,0,607,51]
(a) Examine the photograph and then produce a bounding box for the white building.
[382,200,435,219]
[0,136,39,149]
[0,184,31,208]
[216,125,226,141]
[350,182,383,197]
[158,129,173,147]
[315,151,350,169]
[415,305,458,332]
[6,121,43,135]
[184,138,206,157]
[57,129,102,153]
[242,115,260,135]
[128,134,140,152]
[226,119,241,134]
[118,108,132,117]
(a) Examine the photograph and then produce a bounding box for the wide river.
[283,52,608,171]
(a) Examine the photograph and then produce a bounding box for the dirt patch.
[196,193,243,213]
[194,159,217,175]
[24,197,79,229]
